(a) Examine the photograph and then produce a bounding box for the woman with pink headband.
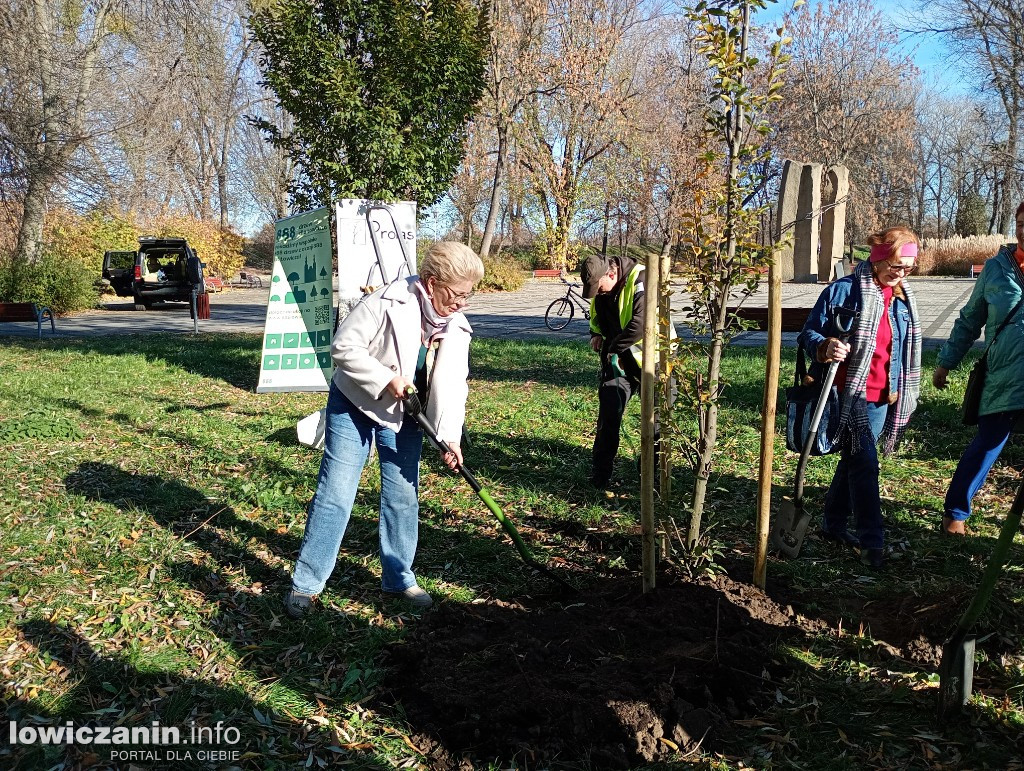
[933,201,1024,535]
[797,226,923,569]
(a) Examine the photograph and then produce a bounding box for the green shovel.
[403,387,577,593]
[937,476,1024,721]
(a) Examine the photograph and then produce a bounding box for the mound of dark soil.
[379,569,800,769]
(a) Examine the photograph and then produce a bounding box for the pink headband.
[869,242,918,263]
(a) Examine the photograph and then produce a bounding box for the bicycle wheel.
[545,297,574,330]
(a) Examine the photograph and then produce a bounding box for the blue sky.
[757,0,967,94]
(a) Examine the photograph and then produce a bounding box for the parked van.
[101,236,205,310]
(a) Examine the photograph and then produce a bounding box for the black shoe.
[820,527,860,548]
[859,547,884,570]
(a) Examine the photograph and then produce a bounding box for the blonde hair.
[419,241,484,286]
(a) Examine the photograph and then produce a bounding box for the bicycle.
[544,274,591,331]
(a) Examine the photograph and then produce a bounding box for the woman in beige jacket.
[286,242,484,618]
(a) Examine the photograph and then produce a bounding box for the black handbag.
[785,346,842,456]
[962,296,1024,426]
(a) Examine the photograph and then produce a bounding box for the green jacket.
[938,245,1024,416]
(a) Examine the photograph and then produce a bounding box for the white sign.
[334,199,417,319]
[256,207,335,393]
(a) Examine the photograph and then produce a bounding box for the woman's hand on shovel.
[440,443,463,471]
[817,337,850,363]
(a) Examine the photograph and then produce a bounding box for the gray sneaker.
[385,585,433,608]
[284,589,314,619]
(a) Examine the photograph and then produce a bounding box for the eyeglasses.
[884,261,916,275]
[438,284,475,304]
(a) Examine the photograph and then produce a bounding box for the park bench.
[205,276,225,292]
[0,302,55,338]
[970,264,985,278]
[726,305,811,333]
[533,269,563,279]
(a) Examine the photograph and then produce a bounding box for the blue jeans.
[291,384,423,596]
[823,401,888,549]
[945,410,1023,522]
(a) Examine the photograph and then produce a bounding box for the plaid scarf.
[836,260,921,455]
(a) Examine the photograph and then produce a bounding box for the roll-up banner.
[256,206,335,393]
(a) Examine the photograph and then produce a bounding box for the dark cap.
[580,254,613,299]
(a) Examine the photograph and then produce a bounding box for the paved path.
[0,276,980,350]
[472,276,979,350]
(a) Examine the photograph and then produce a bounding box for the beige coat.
[331,276,472,444]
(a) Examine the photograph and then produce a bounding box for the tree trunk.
[689,325,723,547]
[640,238,661,592]
[13,171,51,265]
[1002,112,1018,236]
[478,124,507,259]
[601,201,610,255]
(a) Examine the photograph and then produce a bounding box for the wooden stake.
[754,251,782,589]
[641,246,661,593]
[658,242,674,558]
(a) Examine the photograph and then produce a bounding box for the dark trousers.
[592,368,639,483]
[823,401,888,549]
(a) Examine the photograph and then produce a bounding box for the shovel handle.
[952,477,1024,637]
[793,307,858,503]
[401,386,540,565]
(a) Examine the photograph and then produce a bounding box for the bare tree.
[912,0,1023,235]
[239,96,295,226]
[477,0,547,258]
[516,0,652,268]
[446,121,492,246]
[773,0,920,238]
[0,0,122,263]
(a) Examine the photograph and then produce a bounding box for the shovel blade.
[770,500,812,559]
[937,634,976,721]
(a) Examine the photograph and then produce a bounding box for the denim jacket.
[796,274,912,396]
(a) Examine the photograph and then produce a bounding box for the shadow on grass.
[2,619,395,771]
[1,335,261,390]
[64,462,311,589]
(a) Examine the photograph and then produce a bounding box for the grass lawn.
[0,333,1022,769]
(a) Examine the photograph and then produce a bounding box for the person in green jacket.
[580,253,646,488]
[933,200,1024,535]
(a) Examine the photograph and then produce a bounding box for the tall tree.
[172,0,258,229]
[476,0,546,258]
[0,0,123,264]
[249,0,488,209]
[516,0,651,268]
[773,0,919,237]
[914,0,1023,235]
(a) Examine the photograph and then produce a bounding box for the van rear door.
[102,250,137,297]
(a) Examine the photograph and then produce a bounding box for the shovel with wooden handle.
[770,307,856,559]
[937,476,1024,721]
[401,387,577,593]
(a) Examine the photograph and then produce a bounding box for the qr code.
[314,304,331,326]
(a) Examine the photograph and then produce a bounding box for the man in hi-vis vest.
[580,253,647,488]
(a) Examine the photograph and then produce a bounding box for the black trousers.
[592,358,642,483]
